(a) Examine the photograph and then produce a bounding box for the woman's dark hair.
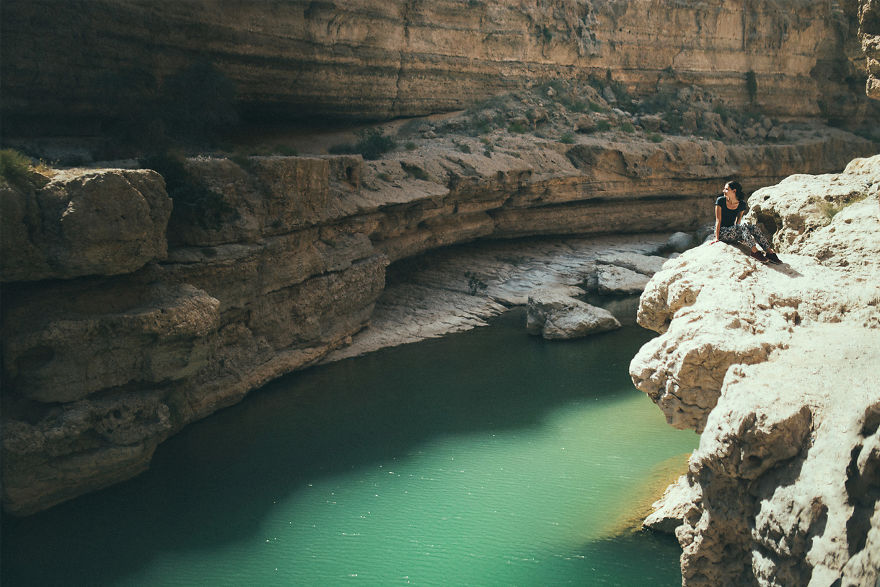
[726,180,746,202]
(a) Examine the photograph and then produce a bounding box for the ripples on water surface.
[2,308,697,586]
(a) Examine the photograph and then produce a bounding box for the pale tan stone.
[634,155,880,585]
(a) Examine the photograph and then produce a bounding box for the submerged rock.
[633,155,880,586]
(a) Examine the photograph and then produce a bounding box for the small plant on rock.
[330,129,397,160]
[401,162,429,180]
[464,271,488,296]
[0,149,33,187]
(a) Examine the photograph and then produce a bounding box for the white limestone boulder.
[595,251,668,294]
[526,290,620,340]
[633,154,880,586]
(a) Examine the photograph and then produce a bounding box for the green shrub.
[329,129,397,160]
[638,89,677,114]
[595,120,611,131]
[588,101,606,113]
[647,132,664,143]
[819,191,869,223]
[0,149,33,186]
[508,122,528,134]
[464,271,488,296]
[140,151,238,232]
[712,104,731,123]
[745,70,758,103]
[560,132,576,144]
[662,111,684,134]
[405,141,417,151]
[328,142,356,155]
[401,162,429,180]
[620,121,635,133]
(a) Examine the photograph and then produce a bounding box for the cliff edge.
[631,155,880,585]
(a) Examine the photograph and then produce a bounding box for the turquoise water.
[2,308,697,586]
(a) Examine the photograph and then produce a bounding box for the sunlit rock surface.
[2,0,878,126]
[0,110,875,516]
[632,155,880,585]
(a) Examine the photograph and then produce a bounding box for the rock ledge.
[632,155,880,585]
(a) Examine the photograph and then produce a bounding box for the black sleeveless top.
[716,195,747,227]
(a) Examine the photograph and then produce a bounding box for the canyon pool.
[2,307,698,586]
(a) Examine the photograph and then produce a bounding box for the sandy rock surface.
[632,155,880,585]
[325,234,668,362]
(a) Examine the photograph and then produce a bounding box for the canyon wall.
[2,0,878,133]
[632,155,880,585]
[2,125,874,516]
[862,0,880,99]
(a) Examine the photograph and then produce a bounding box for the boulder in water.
[526,291,620,340]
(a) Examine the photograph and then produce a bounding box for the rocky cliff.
[2,0,879,134]
[862,0,880,99]
[632,155,880,585]
[3,100,874,516]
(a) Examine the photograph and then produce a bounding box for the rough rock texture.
[595,251,667,294]
[324,234,667,362]
[862,0,880,99]
[0,124,875,516]
[2,0,878,129]
[526,290,620,339]
[0,169,171,281]
[631,155,880,585]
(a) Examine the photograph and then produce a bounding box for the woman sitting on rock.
[711,180,781,263]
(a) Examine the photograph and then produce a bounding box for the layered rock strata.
[2,0,878,130]
[0,127,874,516]
[632,155,880,585]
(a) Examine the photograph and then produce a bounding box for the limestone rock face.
[2,0,877,127]
[526,291,620,340]
[643,474,702,535]
[861,0,880,99]
[0,169,171,281]
[325,235,668,362]
[631,155,880,585]
[0,133,875,516]
[3,282,220,403]
[595,252,667,295]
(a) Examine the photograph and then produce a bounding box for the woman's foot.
[750,250,768,263]
[766,251,782,264]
